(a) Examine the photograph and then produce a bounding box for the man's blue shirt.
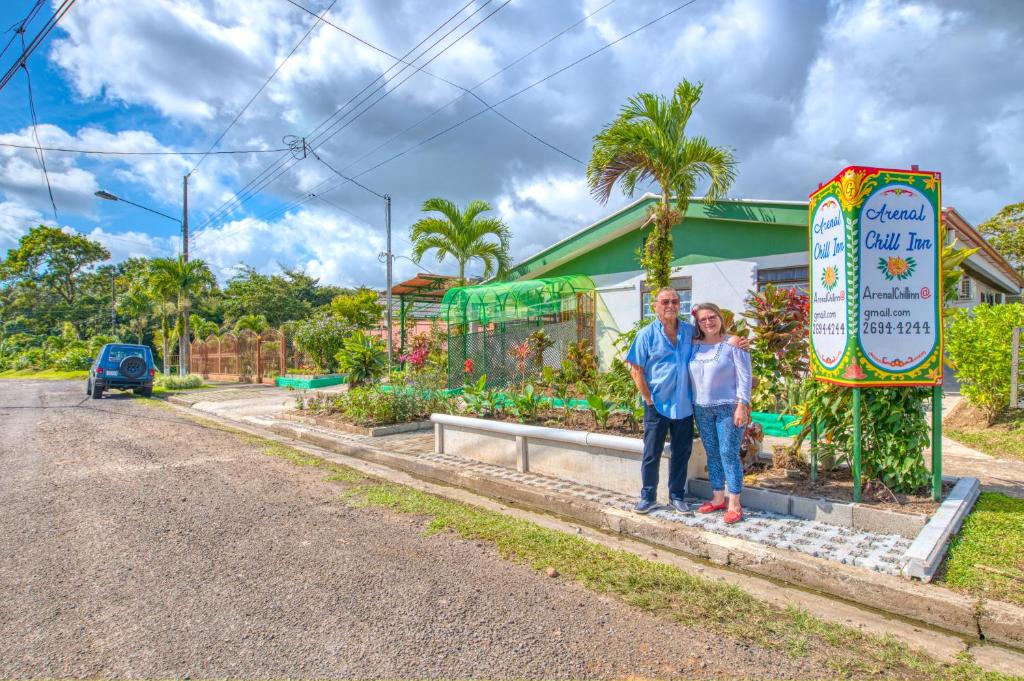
[625,318,694,420]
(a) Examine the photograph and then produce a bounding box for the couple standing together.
[625,286,753,524]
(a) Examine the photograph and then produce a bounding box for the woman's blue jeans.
[694,403,744,495]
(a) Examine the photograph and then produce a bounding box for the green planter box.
[752,411,802,438]
[276,374,346,389]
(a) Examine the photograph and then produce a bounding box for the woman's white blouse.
[687,341,752,407]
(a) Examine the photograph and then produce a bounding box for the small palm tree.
[191,317,220,341]
[587,79,737,290]
[409,198,511,283]
[234,313,269,338]
[149,257,217,376]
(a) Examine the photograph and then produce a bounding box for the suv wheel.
[91,382,103,400]
[140,386,153,398]
[86,379,91,395]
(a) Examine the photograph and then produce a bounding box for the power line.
[19,30,57,222]
[197,0,490,230]
[348,0,702,184]
[284,0,580,164]
[0,141,291,155]
[205,0,622,232]
[188,0,340,174]
[0,0,45,63]
[0,0,77,95]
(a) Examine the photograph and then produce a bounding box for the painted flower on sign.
[878,256,916,281]
[821,265,839,291]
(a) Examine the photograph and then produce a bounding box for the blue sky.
[1,0,1022,287]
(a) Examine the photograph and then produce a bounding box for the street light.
[94,189,182,226]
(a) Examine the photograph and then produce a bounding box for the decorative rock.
[545,567,559,578]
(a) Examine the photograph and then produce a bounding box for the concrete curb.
[903,476,981,582]
[278,411,431,437]
[261,418,1023,651]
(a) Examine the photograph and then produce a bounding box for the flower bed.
[298,386,457,428]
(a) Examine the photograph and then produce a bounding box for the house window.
[757,266,809,293]
[641,277,693,321]
[959,276,973,301]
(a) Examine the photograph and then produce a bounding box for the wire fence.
[187,329,307,383]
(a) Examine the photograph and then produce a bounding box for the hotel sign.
[808,166,943,386]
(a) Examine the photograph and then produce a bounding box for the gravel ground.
[0,380,811,679]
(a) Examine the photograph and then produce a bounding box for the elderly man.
[626,286,743,514]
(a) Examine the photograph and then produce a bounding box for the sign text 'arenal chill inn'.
[808,166,943,386]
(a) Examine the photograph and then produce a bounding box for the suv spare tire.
[120,355,147,380]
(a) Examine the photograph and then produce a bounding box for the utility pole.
[182,173,190,262]
[110,269,116,336]
[385,194,393,369]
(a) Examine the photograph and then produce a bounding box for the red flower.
[464,359,474,373]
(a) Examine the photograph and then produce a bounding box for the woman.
[688,303,752,524]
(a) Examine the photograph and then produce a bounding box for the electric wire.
[187,0,340,174]
[197,0,490,230]
[19,30,57,222]
[0,0,45,63]
[0,141,291,155]
[0,0,77,95]
[284,0,579,163]
[206,0,622,233]
[274,0,701,218]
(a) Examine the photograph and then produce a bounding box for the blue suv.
[87,343,156,399]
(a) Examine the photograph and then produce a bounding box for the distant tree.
[978,201,1024,274]
[409,198,511,283]
[0,225,110,335]
[149,257,217,376]
[329,288,383,330]
[117,286,153,345]
[221,266,314,326]
[587,80,737,290]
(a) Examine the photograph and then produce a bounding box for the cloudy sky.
[0,0,1021,287]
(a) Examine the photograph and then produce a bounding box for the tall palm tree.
[409,198,511,283]
[116,286,153,345]
[149,257,216,376]
[587,79,737,290]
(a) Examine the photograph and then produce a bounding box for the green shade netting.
[441,275,595,326]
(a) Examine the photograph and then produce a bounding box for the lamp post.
[95,182,191,374]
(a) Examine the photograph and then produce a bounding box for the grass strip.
[942,492,1024,607]
[946,428,1024,462]
[0,368,88,380]
[208,425,1016,680]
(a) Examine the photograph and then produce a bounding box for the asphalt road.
[0,380,807,679]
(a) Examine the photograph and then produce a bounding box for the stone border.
[902,476,981,582]
[433,413,937,540]
[280,411,431,437]
[256,418,1022,651]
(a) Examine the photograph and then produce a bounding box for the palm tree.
[233,313,269,337]
[149,257,216,376]
[409,198,511,283]
[117,287,152,345]
[191,316,220,341]
[587,80,737,290]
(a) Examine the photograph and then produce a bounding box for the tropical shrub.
[157,373,205,389]
[742,284,810,413]
[335,331,387,387]
[794,379,931,493]
[946,303,1024,423]
[292,310,350,373]
[585,390,614,429]
[53,346,92,371]
[509,383,544,423]
[305,386,455,426]
[462,374,503,417]
[399,325,447,390]
[565,339,598,389]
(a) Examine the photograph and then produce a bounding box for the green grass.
[942,492,1024,607]
[220,433,1014,680]
[0,368,89,380]
[947,410,1024,461]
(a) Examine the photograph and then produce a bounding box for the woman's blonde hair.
[692,302,724,340]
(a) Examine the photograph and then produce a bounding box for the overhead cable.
[0,0,77,95]
[19,31,57,222]
[188,0,340,174]
[0,141,291,155]
[197,0,494,230]
[0,0,46,63]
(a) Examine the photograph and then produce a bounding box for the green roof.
[441,275,595,326]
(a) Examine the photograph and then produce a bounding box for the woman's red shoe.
[698,501,727,514]
[724,509,743,524]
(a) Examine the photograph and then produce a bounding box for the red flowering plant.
[741,283,810,413]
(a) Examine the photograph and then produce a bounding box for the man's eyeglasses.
[657,299,680,306]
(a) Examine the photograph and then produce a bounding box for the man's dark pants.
[640,403,694,502]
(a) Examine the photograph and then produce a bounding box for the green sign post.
[809,166,944,501]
